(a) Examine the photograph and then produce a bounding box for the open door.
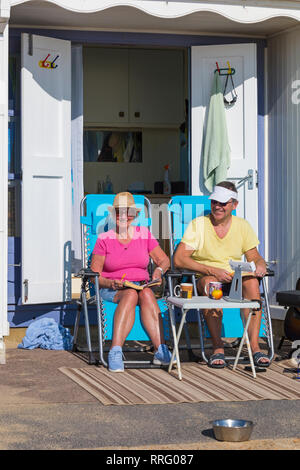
[191,43,258,233]
[21,34,72,303]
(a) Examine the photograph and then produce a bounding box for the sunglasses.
[211,199,233,207]
[115,208,136,218]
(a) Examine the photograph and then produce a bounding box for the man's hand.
[245,247,267,278]
[209,267,233,283]
[255,260,267,278]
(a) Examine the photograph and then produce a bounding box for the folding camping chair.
[72,194,170,368]
[166,195,275,364]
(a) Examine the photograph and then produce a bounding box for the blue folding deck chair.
[72,194,170,368]
[166,195,274,364]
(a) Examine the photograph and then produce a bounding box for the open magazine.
[123,278,161,291]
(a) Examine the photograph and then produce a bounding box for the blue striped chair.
[166,195,274,364]
[72,194,170,367]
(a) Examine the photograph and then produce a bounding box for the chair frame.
[166,195,275,365]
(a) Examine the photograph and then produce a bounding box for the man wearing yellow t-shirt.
[173,181,270,368]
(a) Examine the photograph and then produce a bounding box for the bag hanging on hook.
[223,73,238,107]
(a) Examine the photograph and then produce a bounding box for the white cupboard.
[128,49,184,126]
[83,47,184,127]
[83,47,129,125]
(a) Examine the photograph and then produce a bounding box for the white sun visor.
[208,186,238,203]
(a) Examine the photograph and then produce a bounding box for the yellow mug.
[174,283,193,299]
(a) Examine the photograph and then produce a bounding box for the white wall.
[267,29,300,312]
[84,128,180,194]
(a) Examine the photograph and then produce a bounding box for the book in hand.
[123,278,161,291]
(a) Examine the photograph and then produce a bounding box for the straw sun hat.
[108,192,141,214]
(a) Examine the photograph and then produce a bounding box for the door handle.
[230,170,256,190]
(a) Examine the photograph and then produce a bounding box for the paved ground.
[1,346,299,450]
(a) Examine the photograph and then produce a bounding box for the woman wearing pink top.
[91,192,171,372]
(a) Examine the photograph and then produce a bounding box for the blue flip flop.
[253,352,270,368]
[208,353,226,369]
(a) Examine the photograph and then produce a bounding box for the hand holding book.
[123,278,161,291]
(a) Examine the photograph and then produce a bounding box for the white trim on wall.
[8,0,300,24]
[264,46,269,268]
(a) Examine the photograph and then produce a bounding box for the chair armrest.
[165,268,275,278]
[75,268,99,278]
[265,268,275,277]
[164,269,198,278]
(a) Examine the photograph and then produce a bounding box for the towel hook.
[223,72,238,107]
[214,61,235,76]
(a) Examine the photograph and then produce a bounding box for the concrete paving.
[1,347,299,450]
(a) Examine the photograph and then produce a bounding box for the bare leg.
[197,276,224,364]
[111,289,138,347]
[138,288,164,350]
[197,275,269,366]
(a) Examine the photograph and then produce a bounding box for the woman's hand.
[111,279,125,290]
[152,268,163,285]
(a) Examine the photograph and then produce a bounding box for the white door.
[191,44,258,232]
[21,34,72,304]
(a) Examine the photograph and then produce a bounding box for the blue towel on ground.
[18,318,73,350]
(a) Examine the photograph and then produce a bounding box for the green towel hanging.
[203,71,231,193]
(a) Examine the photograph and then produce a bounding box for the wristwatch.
[156,267,164,275]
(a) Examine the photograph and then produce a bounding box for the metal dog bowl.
[212,419,254,442]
